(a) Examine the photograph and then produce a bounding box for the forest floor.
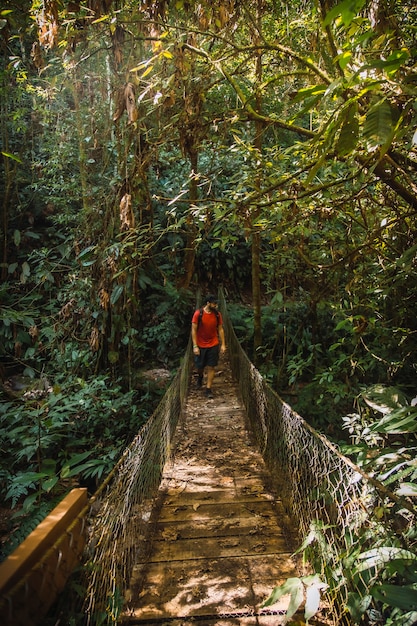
[122,353,314,625]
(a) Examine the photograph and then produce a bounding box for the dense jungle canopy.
[1,0,417,611]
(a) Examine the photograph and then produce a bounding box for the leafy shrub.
[141,283,194,364]
[0,373,151,558]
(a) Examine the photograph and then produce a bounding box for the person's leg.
[206,366,215,389]
[205,345,220,394]
[195,348,207,388]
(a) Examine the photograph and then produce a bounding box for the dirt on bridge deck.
[123,355,302,625]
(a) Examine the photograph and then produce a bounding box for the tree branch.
[181,43,417,211]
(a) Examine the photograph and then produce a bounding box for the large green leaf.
[362,49,410,79]
[397,243,417,269]
[286,578,305,620]
[77,245,97,267]
[336,102,359,156]
[346,592,372,622]
[304,575,328,621]
[292,84,327,104]
[323,0,366,27]
[262,574,326,622]
[355,547,417,574]
[363,99,396,148]
[370,406,417,434]
[1,150,22,162]
[262,577,304,613]
[371,584,417,611]
[362,384,409,414]
[396,482,417,497]
[111,283,124,305]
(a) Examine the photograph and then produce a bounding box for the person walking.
[191,294,226,398]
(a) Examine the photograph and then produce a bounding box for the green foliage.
[0,373,149,558]
[340,384,417,504]
[141,283,194,364]
[371,585,417,619]
[1,500,52,559]
[227,303,254,350]
[336,384,417,623]
[291,516,417,626]
[263,574,328,623]
[195,235,251,290]
[347,547,417,624]
[1,2,417,624]
[322,0,367,28]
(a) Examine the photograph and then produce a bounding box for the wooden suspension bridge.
[5,296,403,626]
[121,355,302,625]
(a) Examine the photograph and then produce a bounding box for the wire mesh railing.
[219,288,417,625]
[79,341,194,625]
[55,291,417,625]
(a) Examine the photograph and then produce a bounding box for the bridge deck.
[123,357,299,625]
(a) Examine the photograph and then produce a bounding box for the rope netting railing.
[77,340,193,624]
[219,288,417,625]
[59,291,417,625]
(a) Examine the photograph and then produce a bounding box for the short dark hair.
[206,294,218,304]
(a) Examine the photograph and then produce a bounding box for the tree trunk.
[1,86,14,281]
[251,0,264,363]
[1,156,12,281]
[180,147,198,289]
[71,74,89,213]
[252,227,262,360]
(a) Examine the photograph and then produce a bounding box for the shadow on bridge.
[122,354,300,624]
[2,294,415,625]
[73,289,415,626]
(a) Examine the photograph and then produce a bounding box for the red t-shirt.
[192,309,223,348]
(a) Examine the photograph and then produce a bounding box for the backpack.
[197,307,220,328]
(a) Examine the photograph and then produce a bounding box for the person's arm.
[218,325,226,353]
[191,322,200,354]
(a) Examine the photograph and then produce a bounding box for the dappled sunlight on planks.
[122,358,299,624]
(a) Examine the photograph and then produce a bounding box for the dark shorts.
[195,345,220,370]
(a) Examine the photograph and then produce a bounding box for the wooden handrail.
[0,488,88,625]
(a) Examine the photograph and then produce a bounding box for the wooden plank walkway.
[123,357,299,625]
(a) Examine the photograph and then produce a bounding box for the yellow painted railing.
[0,488,88,626]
